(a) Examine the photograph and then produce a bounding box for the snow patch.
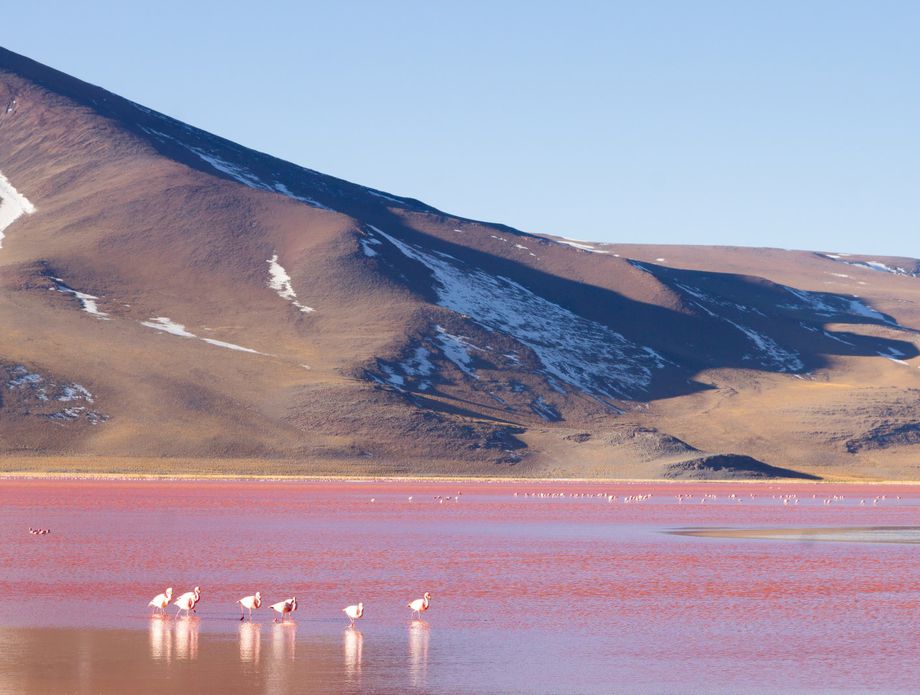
[818,253,919,278]
[360,232,383,258]
[137,127,333,211]
[555,238,610,254]
[271,182,332,211]
[267,253,315,313]
[51,278,109,319]
[398,347,436,390]
[141,317,264,354]
[141,317,196,338]
[370,227,666,400]
[844,296,889,322]
[4,365,104,423]
[530,396,562,422]
[201,338,264,354]
[435,326,479,379]
[7,367,43,391]
[58,384,94,403]
[782,286,892,325]
[671,281,764,317]
[877,347,910,365]
[0,170,36,250]
[724,319,804,372]
[367,190,406,206]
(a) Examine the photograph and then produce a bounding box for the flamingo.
[343,602,364,626]
[148,587,173,615]
[238,592,262,621]
[270,597,297,623]
[174,586,201,618]
[407,592,431,619]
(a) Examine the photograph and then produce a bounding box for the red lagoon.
[1,479,919,694]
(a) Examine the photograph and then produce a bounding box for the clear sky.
[4,1,919,256]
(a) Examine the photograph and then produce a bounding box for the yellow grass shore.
[0,455,914,484]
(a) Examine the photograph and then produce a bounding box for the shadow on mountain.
[662,454,822,480]
[363,209,917,405]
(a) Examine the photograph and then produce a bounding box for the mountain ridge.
[2,46,919,479]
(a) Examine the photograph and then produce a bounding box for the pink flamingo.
[343,602,364,626]
[407,592,431,619]
[270,597,297,623]
[238,592,262,621]
[173,586,201,618]
[148,587,173,615]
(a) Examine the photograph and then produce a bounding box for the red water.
[1,479,919,694]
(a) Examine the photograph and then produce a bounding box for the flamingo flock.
[510,489,908,507]
[147,588,429,625]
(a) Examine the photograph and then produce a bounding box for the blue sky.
[4,1,919,256]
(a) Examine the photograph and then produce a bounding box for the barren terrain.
[2,47,918,479]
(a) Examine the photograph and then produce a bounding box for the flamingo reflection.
[408,620,429,688]
[174,616,199,660]
[239,621,261,664]
[344,628,363,680]
[148,616,172,663]
[272,620,296,661]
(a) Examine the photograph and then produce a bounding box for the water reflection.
[265,623,297,695]
[408,620,429,688]
[174,617,199,661]
[343,627,363,682]
[148,617,172,663]
[239,621,261,665]
[272,621,296,661]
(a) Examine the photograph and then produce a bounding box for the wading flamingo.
[148,587,173,615]
[343,602,364,626]
[174,586,201,618]
[407,592,431,619]
[270,597,297,623]
[238,592,262,621]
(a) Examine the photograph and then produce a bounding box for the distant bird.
[270,597,297,623]
[174,586,201,618]
[343,602,364,626]
[149,587,173,615]
[408,592,431,619]
[238,592,262,621]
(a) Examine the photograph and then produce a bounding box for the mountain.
[1,46,919,479]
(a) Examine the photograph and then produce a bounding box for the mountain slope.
[2,47,919,479]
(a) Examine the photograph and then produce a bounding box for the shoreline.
[2,471,919,485]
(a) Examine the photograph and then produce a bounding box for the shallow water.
[1,479,920,694]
